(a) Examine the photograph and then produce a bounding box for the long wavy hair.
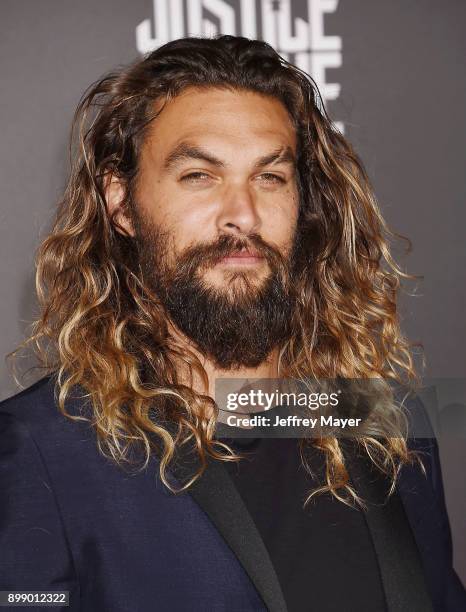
[9,35,423,505]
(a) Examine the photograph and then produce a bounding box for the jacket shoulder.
[1,375,56,412]
[0,374,94,442]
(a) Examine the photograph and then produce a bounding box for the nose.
[215,181,261,236]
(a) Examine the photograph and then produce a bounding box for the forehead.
[141,87,297,163]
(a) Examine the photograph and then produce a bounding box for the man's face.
[128,87,300,368]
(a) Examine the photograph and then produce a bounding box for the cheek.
[163,191,220,251]
[138,181,211,247]
[172,206,215,250]
[266,191,299,245]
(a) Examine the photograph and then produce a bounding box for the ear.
[103,172,135,237]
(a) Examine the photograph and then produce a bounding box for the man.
[1,35,464,611]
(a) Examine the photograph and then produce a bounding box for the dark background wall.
[1,0,465,582]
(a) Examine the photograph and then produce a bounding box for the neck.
[165,318,282,419]
[200,350,281,398]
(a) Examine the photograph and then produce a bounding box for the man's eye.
[180,172,211,182]
[258,173,286,184]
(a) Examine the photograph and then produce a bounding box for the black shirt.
[218,435,388,612]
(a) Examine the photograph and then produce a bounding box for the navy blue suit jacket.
[1,375,465,611]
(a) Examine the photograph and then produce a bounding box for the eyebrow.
[162,142,296,171]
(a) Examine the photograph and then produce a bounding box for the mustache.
[177,233,287,273]
[164,233,296,291]
[132,218,297,292]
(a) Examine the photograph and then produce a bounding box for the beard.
[130,210,299,370]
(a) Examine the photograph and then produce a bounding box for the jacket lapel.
[168,443,288,612]
[346,450,433,612]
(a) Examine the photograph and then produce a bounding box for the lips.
[217,247,264,265]
[226,249,262,258]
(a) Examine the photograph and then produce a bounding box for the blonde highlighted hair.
[9,35,423,506]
